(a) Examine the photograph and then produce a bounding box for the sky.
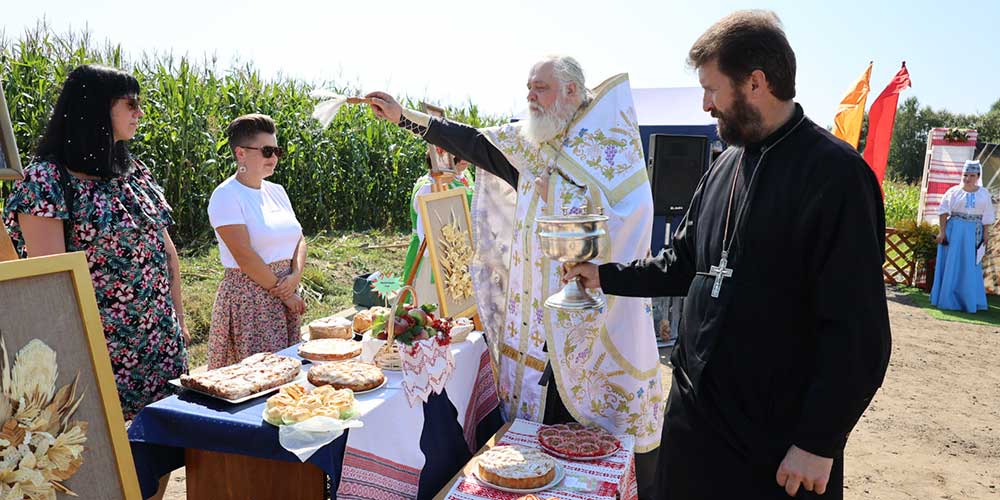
[4,0,998,126]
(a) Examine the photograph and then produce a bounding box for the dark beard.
[714,90,764,146]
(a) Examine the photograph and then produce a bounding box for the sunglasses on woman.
[240,145,285,158]
[117,95,142,112]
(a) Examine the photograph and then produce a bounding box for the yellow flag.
[832,62,873,149]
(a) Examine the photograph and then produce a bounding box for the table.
[129,332,501,499]
[435,419,638,500]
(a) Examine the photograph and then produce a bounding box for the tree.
[972,99,1000,143]
[881,97,978,183]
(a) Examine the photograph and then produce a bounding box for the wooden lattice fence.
[884,227,916,286]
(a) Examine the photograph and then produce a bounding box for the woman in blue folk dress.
[931,160,996,312]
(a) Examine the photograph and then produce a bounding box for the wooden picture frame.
[0,253,142,499]
[417,188,477,318]
[0,79,24,181]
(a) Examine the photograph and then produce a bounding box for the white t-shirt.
[208,176,303,269]
[939,185,996,224]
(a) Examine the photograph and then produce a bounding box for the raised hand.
[365,91,402,124]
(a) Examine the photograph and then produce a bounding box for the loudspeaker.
[647,134,709,216]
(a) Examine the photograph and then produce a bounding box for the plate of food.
[350,376,387,395]
[170,353,304,404]
[307,360,387,394]
[537,423,622,461]
[262,383,360,426]
[470,445,564,494]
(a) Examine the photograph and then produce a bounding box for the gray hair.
[541,55,592,105]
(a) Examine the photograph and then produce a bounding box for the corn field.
[0,22,502,246]
[884,180,921,229]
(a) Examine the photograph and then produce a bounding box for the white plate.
[471,462,564,494]
[300,330,361,342]
[350,377,388,395]
[540,443,620,461]
[170,371,308,404]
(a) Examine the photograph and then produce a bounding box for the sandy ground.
[843,293,1000,499]
[162,293,1000,499]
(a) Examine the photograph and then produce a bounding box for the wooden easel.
[0,224,17,262]
[405,172,454,285]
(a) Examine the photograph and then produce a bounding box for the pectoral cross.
[708,250,733,298]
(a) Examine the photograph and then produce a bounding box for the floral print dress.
[3,160,188,420]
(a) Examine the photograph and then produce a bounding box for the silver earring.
[238,164,247,173]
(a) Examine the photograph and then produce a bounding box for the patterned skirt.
[208,260,302,369]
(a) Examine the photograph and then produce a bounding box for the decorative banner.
[863,62,912,187]
[832,62,872,149]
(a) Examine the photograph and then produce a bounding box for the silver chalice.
[536,206,608,310]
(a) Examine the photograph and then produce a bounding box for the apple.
[392,316,411,336]
[406,308,429,327]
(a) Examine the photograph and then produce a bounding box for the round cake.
[477,445,557,490]
[298,338,362,362]
[308,316,353,340]
[307,360,386,392]
[537,423,621,459]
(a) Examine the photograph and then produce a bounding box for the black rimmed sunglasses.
[240,145,285,158]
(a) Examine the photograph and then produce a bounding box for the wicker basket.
[375,286,418,371]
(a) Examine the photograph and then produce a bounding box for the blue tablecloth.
[128,343,501,499]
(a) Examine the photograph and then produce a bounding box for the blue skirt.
[930,217,987,312]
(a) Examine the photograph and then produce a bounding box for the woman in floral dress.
[2,64,188,421]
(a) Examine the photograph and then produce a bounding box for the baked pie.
[536,422,621,459]
[179,353,300,400]
[298,338,362,362]
[307,360,386,392]
[307,316,354,339]
[477,445,557,490]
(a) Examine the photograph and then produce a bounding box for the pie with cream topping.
[477,445,557,490]
[298,338,362,362]
[307,360,386,392]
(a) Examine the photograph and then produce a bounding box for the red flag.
[862,62,912,187]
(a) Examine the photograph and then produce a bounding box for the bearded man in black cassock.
[566,10,892,500]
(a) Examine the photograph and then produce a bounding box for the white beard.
[520,98,576,145]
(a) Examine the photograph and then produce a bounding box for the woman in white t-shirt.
[206,114,306,368]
